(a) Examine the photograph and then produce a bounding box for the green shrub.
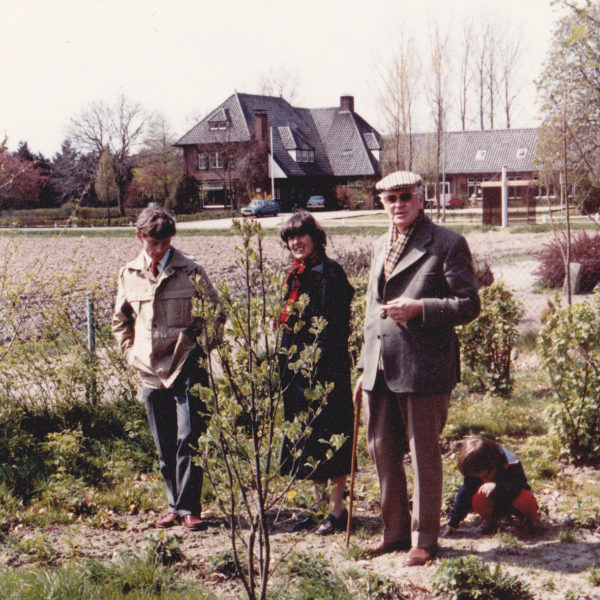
[432,555,533,600]
[457,281,523,396]
[274,552,351,600]
[538,290,600,464]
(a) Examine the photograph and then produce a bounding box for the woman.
[279,210,355,535]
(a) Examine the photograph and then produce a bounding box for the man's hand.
[353,376,363,405]
[381,297,424,324]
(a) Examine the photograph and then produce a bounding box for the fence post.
[87,296,95,354]
[86,296,97,402]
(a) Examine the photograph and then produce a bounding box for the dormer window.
[209,120,229,130]
[290,149,314,163]
[516,148,527,159]
[343,149,354,157]
[207,107,231,130]
[475,149,487,161]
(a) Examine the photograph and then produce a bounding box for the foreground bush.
[0,555,217,600]
[534,230,600,292]
[538,290,600,464]
[432,555,532,600]
[457,281,523,396]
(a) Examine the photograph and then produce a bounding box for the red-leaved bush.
[534,231,600,292]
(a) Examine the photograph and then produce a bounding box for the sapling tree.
[191,219,340,600]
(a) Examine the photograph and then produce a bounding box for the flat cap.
[376,170,422,191]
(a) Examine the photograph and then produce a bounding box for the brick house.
[386,128,541,202]
[174,92,382,210]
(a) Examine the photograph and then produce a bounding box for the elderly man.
[354,171,480,566]
[113,206,224,530]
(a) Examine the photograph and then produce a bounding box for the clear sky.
[2,0,564,157]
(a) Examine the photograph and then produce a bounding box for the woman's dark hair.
[456,436,505,476]
[280,210,327,255]
[136,206,176,239]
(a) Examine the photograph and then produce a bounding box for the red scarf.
[279,251,321,324]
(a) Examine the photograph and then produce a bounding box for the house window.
[292,150,314,163]
[208,151,226,169]
[209,120,229,130]
[198,153,208,170]
[516,148,527,159]
[475,150,487,161]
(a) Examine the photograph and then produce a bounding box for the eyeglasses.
[381,192,415,204]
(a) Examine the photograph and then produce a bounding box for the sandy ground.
[1,228,600,598]
[2,468,599,600]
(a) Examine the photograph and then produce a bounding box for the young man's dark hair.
[136,206,176,239]
[279,209,327,255]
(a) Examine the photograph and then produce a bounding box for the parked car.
[425,194,465,209]
[240,199,280,217]
[306,195,326,210]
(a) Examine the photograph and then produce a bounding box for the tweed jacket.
[112,247,223,389]
[358,215,480,395]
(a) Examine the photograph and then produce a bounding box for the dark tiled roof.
[401,128,540,175]
[277,126,313,151]
[175,92,381,178]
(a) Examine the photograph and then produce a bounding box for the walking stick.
[345,386,362,548]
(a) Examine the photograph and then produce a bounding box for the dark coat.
[359,215,481,394]
[279,257,355,480]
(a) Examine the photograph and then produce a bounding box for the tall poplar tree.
[95,150,118,225]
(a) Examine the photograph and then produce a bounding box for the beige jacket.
[112,247,223,389]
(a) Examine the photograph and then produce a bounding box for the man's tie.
[150,260,159,277]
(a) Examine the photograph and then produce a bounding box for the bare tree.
[473,22,489,130]
[498,23,524,129]
[258,65,300,102]
[428,23,452,216]
[485,26,499,129]
[68,94,148,215]
[376,35,420,173]
[458,21,474,130]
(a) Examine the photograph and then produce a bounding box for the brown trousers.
[363,373,449,549]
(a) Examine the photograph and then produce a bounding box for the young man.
[112,206,224,530]
[354,171,480,565]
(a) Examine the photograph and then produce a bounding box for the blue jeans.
[142,352,207,516]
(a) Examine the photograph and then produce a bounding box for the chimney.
[340,95,354,112]
[254,111,268,141]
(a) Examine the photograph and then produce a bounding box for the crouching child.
[442,435,542,536]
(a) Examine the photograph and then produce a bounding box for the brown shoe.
[404,545,437,567]
[364,537,411,557]
[183,514,204,531]
[155,512,179,528]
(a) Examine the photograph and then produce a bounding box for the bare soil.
[1,228,599,599]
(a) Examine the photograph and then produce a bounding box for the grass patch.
[0,556,218,600]
[274,551,351,600]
